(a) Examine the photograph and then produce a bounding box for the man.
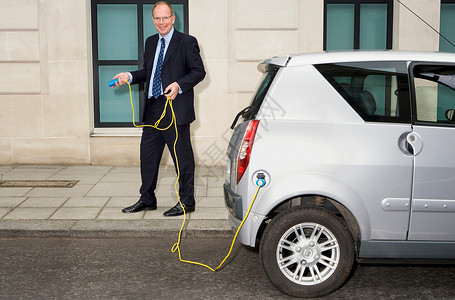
[112,1,205,216]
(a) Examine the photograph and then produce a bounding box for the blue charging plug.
[256,178,266,187]
[108,78,119,87]
[256,172,266,187]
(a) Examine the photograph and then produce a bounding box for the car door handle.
[398,132,413,155]
[406,132,423,156]
[398,132,423,156]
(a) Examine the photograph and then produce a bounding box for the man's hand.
[164,82,180,100]
[112,73,130,87]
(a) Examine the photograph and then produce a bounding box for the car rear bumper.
[223,181,243,220]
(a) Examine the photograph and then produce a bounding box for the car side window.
[315,62,411,123]
[412,64,455,125]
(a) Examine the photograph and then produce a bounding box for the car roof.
[259,51,455,70]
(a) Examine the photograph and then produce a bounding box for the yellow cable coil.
[126,81,262,272]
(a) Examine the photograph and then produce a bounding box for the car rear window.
[315,61,411,123]
[243,65,279,120]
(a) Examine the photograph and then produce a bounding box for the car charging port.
[252,170,270,187]
[256,173,266,187]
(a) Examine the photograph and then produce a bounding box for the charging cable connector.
[256,172,266,187]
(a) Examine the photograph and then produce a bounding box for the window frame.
[323,0,393,51]
[91,0,189,128]
[440,0,455,53]
[409,61,455,128]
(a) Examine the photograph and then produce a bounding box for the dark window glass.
[91,1,188,128]
[315,61,411,123]
[324,0,393,51]
[243,66,279,121]
[412,64,455,125]
[440,1,455,53]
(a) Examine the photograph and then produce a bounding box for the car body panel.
[256,65,364,123]
[286,51,455,67]
[224,51,455,258]
[409,125,455,241]
[359,240,455,258]
[241,121,413,243]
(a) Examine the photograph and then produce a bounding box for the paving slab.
[97,207,145,220]
[50,207,102,220]
[0,187,33,197]
[0,166,13,175]
[0,208,12,218]
[3,207,58,220]
[196,196,224,207]
[86,182,140,197]
[18,197,68,208]
[0,197,27,207]
[0,165,232,238]
[63,196,109,207]
[47,173,106,185]
[25,184,94,197]
[105,196,138,207]
[55,166,113,175]
[99,172,141,182]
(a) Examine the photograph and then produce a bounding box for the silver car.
[224,51,455,298]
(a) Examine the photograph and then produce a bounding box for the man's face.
[153,4,175,37]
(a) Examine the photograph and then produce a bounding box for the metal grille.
[0,180,79,188]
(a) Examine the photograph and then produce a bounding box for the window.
[315,61,411,123]
[324,0,393,51]
[91,1,188,128]
[243,66,279,121]
[412,64,455,125]
[440,0,455,53]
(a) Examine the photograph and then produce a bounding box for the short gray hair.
[152,1,175,17]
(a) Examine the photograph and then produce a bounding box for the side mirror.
[445,109,455,122]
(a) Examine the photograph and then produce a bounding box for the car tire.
[259,206,355,298]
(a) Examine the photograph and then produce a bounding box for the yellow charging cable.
[124,80,263,272]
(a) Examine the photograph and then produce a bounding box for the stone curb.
[0,219,234,239]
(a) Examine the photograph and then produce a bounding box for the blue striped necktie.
[152,38,165,99]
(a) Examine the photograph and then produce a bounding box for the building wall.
[0,0,443,166]
[0,0,91,164]
[393,0,440,51]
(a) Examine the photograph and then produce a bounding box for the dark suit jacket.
[130,29,206,125]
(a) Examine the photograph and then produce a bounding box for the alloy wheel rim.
[276,222,340,286]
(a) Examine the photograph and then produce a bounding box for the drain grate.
[0,180,79,188]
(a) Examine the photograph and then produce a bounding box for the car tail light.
[237,120,260,184]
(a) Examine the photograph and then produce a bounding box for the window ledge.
[91,128,142,137]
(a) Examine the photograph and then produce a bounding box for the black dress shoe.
[163,203,195,216]
[122,200,157,213]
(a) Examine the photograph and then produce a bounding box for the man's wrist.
[176,82,182,94]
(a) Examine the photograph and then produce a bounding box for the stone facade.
[0,0,443,166]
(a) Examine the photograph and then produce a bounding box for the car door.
[408,62,455,241]
[316,61,414,240]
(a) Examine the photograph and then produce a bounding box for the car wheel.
[259,207,355,298]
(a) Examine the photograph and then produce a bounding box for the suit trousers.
[139,96,195,207]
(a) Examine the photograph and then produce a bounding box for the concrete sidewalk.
[0,165,232,238]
